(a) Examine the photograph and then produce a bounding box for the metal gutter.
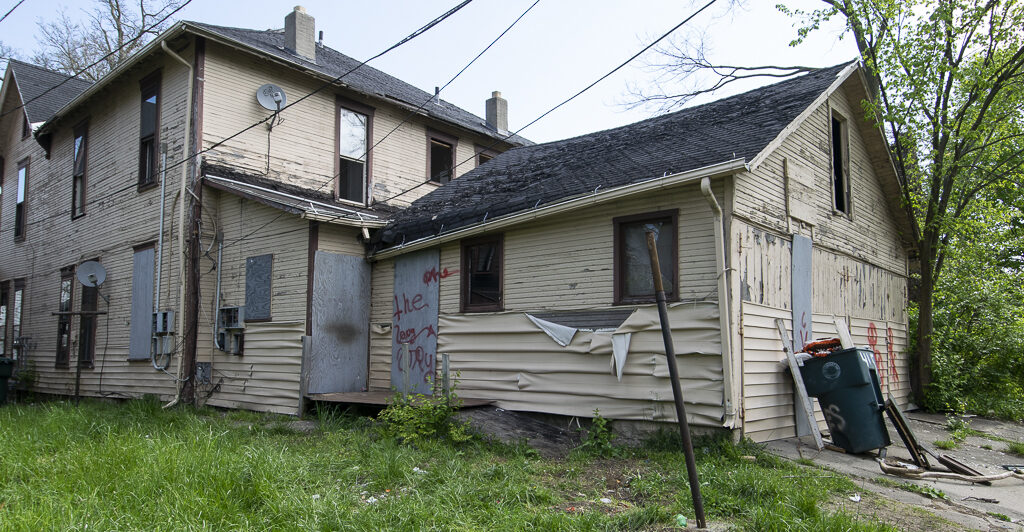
[372,158,748,261]
[701,177,738,429]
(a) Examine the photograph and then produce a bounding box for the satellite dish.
[256,83,287,111]
[77,261,107,287]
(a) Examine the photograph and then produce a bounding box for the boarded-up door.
[306,251,370,394]
[391,249,440,394]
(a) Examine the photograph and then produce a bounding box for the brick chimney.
[486,91,508,134]
[285,6,316,61]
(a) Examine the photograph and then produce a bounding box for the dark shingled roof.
[187,22,531,147]
[378,63,852,248]
[6,59,93,123]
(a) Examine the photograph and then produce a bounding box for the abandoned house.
[0,7,911,443]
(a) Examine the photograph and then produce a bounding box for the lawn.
[0,398,895,531]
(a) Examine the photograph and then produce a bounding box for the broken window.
[428,130,457,184]
[614,211,678,304]
[337,103,370,203]
[56,267,74,367]
[72,122,88,218]
[15,159,28,241]
[22,112,31,139]
[475,145,497,167]
[461,235,503,312]
[831,112,850,214]
[138,73,160,188]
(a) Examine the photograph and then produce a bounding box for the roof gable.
[5,59,92,123]
[380,62,855,247]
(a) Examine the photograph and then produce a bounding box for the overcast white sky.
[0,0,858,143]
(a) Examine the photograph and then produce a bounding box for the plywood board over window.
[129,245,155,360]
[245,254,273,322]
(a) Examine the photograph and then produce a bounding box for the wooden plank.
[776,317,823,449]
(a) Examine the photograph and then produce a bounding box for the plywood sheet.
[306,252,370,394]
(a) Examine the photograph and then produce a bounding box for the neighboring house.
[0,7,525,413]
[367,62,914,442]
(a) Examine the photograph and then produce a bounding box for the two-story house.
[0,7,526,413]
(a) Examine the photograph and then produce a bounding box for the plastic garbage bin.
[0,357,13,405]
[799,347,890,454]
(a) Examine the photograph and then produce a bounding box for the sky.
[0,0,858,143]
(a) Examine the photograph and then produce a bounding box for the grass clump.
[1005,441,1024,457]
[933,439,958,450]
[376,389,471,445]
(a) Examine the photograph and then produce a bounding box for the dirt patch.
[456,406,581,458]
[821,489,967,531]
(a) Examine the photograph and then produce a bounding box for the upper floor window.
[15,159,28,241]
[461,235,503,312]
[475,145,497,168]
[831,111,851,215]
[336,100,372,204]
[72,122,88,218]
[22,112,31,139]
[138,73,161,188]
[614,210,678,305]
[428,130,457,184]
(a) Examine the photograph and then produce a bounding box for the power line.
[0,0,26,25]
[0,0,193,120]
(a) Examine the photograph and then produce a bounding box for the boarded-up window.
[461,235,503,312]
[129,246,155,360]
[245,254,273,321]
[56,267,75,367]
[614,210,678,304]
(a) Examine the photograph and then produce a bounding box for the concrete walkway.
[765,411,1024,530]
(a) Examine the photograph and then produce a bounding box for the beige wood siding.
[317,224,364,256]
[0,45,194,402]
[201,43,506,208]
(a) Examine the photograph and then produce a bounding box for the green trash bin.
[0,357,14,405]
[800,347,890,454]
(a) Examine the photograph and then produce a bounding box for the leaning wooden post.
[646,230,707,529]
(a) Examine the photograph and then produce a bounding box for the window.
[336,99,372,204]
[0,155,4,230]
[15,158,28,241]
[461,235,503,312]
[56,267,74,367]
[12,279,24,359]
[72,122,88,218]
[475,145,497,167]
[79,265,98,368]
[0,282,8,356]
[138,73,160,188]
[427,130,457,184]
[245,254,273,322]
[22,112,31,139]
[831,112,850,214]
[614,211,678,304]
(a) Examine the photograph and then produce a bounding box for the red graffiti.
[392,293,427,322]
[395,344,434,381]
[397,325,436,345]
[886,326,900,384]
[867,322,887,391]
[797,311,811,348]
[423,266,458,285]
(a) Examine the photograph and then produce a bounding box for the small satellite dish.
[77,261,107,287]
[256,83,287,111]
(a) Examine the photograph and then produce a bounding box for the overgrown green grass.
[0,399,895,531]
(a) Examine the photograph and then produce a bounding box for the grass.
[0,398,898,531]
[873,478,947,500]
[1006,441,1024,457]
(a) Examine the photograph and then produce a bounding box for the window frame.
[78,260,99,369]
[0,155,5,231]
[14,157,29,242]
[22,112,31,140]
[72,121,89,219]
[613,210,679,305]
[0,281,8,356]
[829,109,852,217]
[138,71,161,190]
[474,144,498,168]
[11,279,25,357]
[460,234,504,313]
[56,266,75,368]
[427,128,458,184]
[334,96,374,205]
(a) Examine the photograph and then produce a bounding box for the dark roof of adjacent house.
[378,63,853,248]
[187,22,532,147]
[6,59,93,123]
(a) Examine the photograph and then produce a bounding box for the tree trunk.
[913,241,934,404]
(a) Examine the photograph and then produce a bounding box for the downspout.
[161,40,194,408]
[701,177,738,429]
[155,143,168,310]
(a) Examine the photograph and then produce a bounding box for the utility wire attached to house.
[0,0,26,25]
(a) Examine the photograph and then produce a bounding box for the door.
[306,251,370,394]
[391,249,440,395]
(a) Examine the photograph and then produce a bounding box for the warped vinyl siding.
[203,320,305,414]
[438,302,725,426]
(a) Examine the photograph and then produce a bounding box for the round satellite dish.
[256,83,287,111]
[77,261,107,287]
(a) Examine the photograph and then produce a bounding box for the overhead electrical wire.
[0,0,26,25]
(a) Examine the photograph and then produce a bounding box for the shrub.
[376,387,470,445]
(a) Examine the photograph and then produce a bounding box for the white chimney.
[285,6,316,61]
[486,91,508,134]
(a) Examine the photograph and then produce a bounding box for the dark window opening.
[15,160,28,240]
[831,114,850,214]
[22,113,31,139]
[614,211,678,304]
[461,236,503,312]
[73,123,88,218]
[12,279,25,359]
[477,152,493,166]
[337,106,368,203]
[78,273,97,369]
[428,131,457,184]
[56,267,75,367]
[138,74,160,188]
[0,282,8,356]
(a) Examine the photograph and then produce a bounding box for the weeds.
[376,389,470,445]
[1006,441,1024,457]
[934,439,958,450]
[575,409,621,458]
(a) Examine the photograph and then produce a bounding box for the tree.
[31,0,183,81]
[636,0,1024,402]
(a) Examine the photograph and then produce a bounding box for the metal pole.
[646,230,707,529]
